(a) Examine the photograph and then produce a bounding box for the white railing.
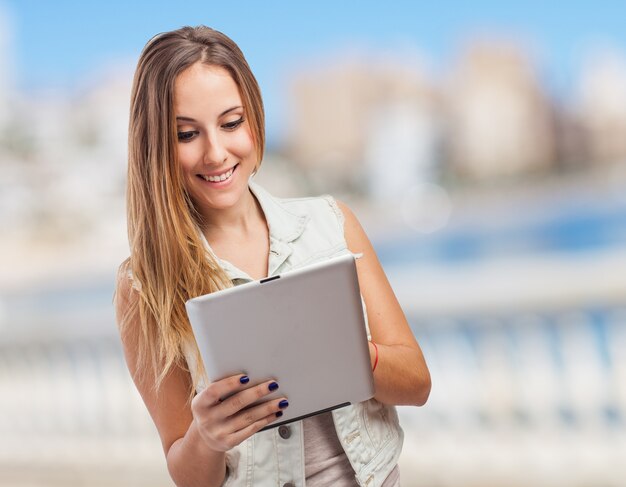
[391,250,626,487]
[0,334,171,486]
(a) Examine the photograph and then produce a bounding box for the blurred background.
[1,1,625,486]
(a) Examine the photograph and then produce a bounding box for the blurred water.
[377,196,626,265]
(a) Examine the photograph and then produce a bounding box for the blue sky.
[3,0,626,144]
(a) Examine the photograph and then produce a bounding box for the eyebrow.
[176,105,242,122]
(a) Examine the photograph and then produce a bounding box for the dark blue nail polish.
[276,411,283,417]
[268,382,279,392]
[279,400,289,409]
[240,375,249,384]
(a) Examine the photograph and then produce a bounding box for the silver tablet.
[185,252,375,429]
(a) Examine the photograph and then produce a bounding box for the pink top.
[304,412,400,486]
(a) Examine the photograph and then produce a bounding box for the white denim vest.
[185,178,404,487]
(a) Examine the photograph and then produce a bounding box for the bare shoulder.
[333,198,385,280]
[113,259,145,378]
[114,259,144,353]
[333,199,372,254]
[114,259,134,326]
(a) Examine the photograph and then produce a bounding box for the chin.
[193,188,245,212]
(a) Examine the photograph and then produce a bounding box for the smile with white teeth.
[200,164,237,182]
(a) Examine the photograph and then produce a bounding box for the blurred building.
[576,49,626,165]
[0,63,132,288]
[286,52,441,203]
[551,104,589,172]
[444,41,556,181]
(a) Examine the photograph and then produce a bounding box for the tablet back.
[185,252,374,428]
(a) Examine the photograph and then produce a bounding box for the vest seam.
[294,243,348,267]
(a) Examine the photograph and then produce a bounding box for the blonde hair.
[116,25,265,396]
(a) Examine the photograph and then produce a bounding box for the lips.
[197,163,239,183]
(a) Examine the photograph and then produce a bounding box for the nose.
[202,131,228,165]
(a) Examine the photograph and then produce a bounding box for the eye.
[177,130,199,142]
[222,118,245,131]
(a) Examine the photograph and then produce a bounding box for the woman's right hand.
[190,375,288,452]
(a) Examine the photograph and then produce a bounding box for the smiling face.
[174,62,258,220]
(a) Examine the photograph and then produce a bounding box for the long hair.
[117,25,265,396]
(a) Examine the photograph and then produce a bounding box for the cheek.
[177,145,202,194]
[232,129,256,157]
[177,144,199,170]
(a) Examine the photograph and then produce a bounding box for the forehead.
[174,63,242,114]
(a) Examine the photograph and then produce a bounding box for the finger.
[219,380,279,417]
[226,397,289,433]
[193,373,250,409]
[225,409,284,447]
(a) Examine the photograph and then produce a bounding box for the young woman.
[115,25,431,487]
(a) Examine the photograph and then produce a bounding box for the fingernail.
[240,376,250,384]
[279,400,289,409]
[268,382,279,392]
[276,411,283,417]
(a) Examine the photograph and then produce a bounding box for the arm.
[115,270,287,487]
[335,201,431,406]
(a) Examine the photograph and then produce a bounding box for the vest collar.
[248,178,309,244]
[199,178,309,281]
